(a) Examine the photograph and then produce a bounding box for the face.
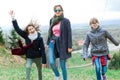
[27,26,36,34]
[54,6,63,17]
[90,23,99,30]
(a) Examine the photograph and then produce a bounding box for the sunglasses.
[54,9,62,12]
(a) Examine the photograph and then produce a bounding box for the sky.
[0,0,120,29]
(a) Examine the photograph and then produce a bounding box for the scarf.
[48,14,64,38]
[28,31,38,41]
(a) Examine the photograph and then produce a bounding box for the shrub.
[0,27,5,45]
[8,29,21,49]
[108,50,120,70]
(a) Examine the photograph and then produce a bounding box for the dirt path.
[67,63,92,69]
[72,43,120,54]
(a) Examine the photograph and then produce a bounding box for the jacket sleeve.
[46,19,52,45]
[105,30,119,46]
[12,19,27,38]
[47,36,50,45]
[39,37,46,64]
[66,19,72,48]
[82,34,90,58]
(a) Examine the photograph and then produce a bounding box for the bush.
[8,29,21,49]
[0,27,5,45]
[108,50,120,70]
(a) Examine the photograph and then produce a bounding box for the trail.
[67,63,92,69]
[72,43,120,54]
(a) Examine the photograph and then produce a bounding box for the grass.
[0,46,120,80]
[68,52,91,67]
[0,53,120,80]
[0,64,120,80]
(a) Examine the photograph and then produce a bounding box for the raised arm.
[9,10,27,38]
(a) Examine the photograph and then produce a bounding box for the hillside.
[0,49,120,80]
[0,46,25,66]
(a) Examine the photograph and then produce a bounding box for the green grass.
[68,53,91,67]
[0,53,120,80]
[0,64,120,80]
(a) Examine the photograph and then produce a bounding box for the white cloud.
[0,0,120,28]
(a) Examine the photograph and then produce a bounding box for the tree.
[0,27,5,45]
[8,29,21,49]
[108,50,120,70]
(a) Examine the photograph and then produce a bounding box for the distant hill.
[71,19,120,30]
[1,19,120,34]
[41,19,120,31]
[100,19,120,26]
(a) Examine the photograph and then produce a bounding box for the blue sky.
[0,0,120,29]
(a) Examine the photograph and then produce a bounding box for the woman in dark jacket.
[9,10,46,80]
[47,5,72,80]
[83,18,119,80]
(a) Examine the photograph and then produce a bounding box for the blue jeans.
[48,41,67,80]
[94,56,108,80]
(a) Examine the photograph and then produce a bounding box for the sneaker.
[55,76,60,80]
[102,74,107,80]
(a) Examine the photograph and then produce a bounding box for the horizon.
[1,19,120,34]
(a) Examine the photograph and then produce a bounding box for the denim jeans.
[94,55,108,80]
[48,41,67,80]
[26,58,42,80]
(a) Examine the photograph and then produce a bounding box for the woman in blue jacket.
[47,5,72,80]
[9,10,46,80]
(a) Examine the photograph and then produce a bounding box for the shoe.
[102,74,107,80]
[55,76,60,80]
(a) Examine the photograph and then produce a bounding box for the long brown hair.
[24,19,40,34]
[53,5,64,11]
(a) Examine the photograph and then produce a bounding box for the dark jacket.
[12,20,46,64]
[83,26,119,58]
[47,18,72,60]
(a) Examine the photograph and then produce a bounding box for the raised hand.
[9,10,15,18]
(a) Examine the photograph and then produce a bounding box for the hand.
[42,64,47,68]
[9,10,15,18]
[83,58,87,61]
[45,45,48,50]
[68,48,72,53]
[118,43,120,46]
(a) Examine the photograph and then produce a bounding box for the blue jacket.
[83,26,119,58]
[12,20,46,64]
[47,18,72,60]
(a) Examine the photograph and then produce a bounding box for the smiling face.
[27,26,36,34]
[54,5,63,17]
[89,18,99,30]
[90,23,99,29]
